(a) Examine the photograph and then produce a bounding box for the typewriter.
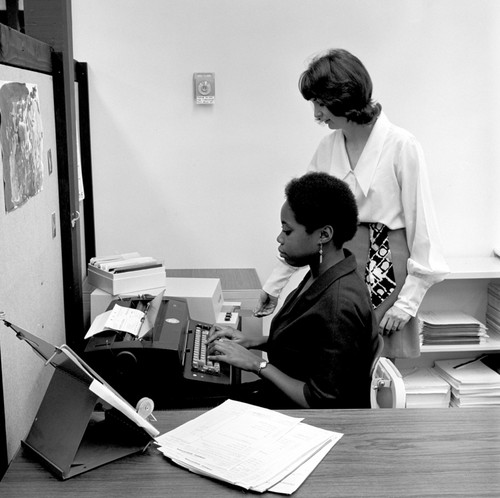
[84,294,241,408]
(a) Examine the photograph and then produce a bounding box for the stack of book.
[400,367,451,408]
[486,283,500,335]
[433,357,500,407]
[418,311,488,346]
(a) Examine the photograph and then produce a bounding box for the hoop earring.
[319,242,323,264]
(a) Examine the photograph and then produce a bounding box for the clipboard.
[2,317,158,480]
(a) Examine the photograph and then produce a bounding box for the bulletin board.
[0,61,66,466]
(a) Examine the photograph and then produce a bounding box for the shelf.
[421,330,500,354]
[403,256,500,370]
[445,256,500,279]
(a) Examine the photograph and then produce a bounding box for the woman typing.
[207,172,380,409]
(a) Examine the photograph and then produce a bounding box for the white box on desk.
[87,264,166,295]
[164,277,223,323]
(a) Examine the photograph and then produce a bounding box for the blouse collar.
[335,112,391,197]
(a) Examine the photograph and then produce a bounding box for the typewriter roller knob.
[136,397,155,420]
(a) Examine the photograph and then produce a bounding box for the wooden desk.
[2,407,500,496]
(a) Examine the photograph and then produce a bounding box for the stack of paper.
[155,399,343,494]
[433,358,500,407]
[487,283,500,335]
[418,311,488,346]
[400,367,451,408]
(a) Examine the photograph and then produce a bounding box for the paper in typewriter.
[85,289,165,339]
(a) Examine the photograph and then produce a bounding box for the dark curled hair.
[299,48,381,124]
[285,172,358,248]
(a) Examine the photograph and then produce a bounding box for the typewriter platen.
[84,295,241,408]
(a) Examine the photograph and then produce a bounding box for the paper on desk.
[269,437,337,495]
[155,399,342,493]
[89,379,159,438]
[249,423,341,493]
[156,399,302,470]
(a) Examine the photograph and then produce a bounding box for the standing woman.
[256,49,449,358]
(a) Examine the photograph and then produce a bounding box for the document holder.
[2,318,157,480]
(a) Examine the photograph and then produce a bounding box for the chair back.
[371,356,406,408]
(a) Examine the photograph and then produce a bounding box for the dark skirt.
[345,224,420,358]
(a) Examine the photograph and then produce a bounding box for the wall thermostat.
[194,73,215,104]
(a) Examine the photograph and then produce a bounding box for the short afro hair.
[285,171,358,248]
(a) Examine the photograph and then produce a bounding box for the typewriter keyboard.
[191,324,221,376]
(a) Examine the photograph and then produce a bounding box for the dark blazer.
[264,250,379,408]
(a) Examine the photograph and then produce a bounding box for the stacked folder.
[400,367,451,408]
[433,357,500,407]
[487,283,500,335]
[418,311,488,346]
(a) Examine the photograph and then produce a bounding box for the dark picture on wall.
[0,81,44,213]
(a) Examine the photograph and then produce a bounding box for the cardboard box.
[164,277,223,323]
[87,264,166,295]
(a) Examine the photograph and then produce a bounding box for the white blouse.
[264,112,449,317]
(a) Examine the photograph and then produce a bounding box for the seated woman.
[207,171,380,409]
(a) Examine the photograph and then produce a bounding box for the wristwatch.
[257,360,269,376]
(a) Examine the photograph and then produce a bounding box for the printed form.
[155,399,342,494]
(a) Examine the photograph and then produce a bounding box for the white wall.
[71,0,500,286]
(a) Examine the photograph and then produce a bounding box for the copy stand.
[2,318,157,480]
